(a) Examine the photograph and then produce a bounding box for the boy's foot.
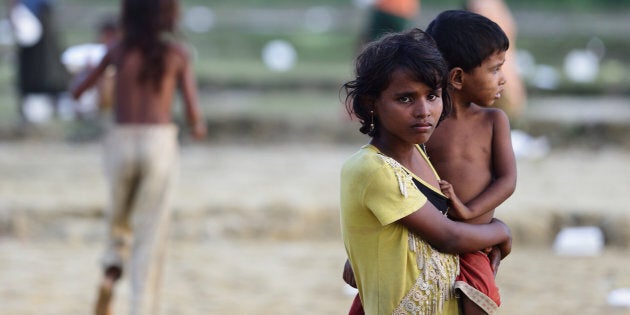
[94,278,114,315]
[95,266,121,315]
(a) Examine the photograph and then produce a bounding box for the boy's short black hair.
[426,10,509,72]
[342,28,451,136]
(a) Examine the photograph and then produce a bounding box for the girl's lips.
[412,122,433,132]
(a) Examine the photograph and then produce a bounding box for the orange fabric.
[456,251,501,306]
[375,0,419,19]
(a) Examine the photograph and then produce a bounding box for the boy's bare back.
[72,41,205,139]
[111,44,196,123]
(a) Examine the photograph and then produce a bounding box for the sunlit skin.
[427,49,516,227]
[365,69,511,257]
[460,50,507,107]
[370,69,444,188]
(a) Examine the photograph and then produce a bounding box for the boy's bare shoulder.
[478,106,510,124]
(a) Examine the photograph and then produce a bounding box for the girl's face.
[461,50,507,107]
[373,69,444,146]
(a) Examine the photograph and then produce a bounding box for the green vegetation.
[0,0,628,135]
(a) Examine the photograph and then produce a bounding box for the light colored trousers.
[101,124,178,315]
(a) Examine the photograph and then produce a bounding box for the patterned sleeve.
[363,155,427,225]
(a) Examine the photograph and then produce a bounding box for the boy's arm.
[177,46,206,140]
[70,48,113,100]
[465,110,517,218]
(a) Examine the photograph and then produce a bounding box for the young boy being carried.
[425,10,517,315]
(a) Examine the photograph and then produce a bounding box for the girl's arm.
[463,109,517,219]
[399,200,512,258]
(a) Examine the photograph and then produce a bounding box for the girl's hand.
[488,247,502,276]
[491,218,512,259]
[343,259,357,288]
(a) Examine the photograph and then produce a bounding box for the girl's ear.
[449,67,464,90]
[360,96,376,111]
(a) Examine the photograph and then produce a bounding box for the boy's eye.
[427,94,438,101]
[399,96,413,103]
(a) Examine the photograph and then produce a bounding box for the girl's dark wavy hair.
[341,28,452,137]
[121,0,178,91]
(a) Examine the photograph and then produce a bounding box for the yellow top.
[341,145,460,315]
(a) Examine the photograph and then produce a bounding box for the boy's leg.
[455,252,500,315]
[460,295,488,315]
[96,129,138,315]
[129,126,178,315]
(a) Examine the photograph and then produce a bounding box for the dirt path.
[1,141,630,314]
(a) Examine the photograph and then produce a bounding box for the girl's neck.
[370,137,418,165]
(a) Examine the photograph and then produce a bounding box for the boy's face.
[373,69,443,146]
[461,50,507,107]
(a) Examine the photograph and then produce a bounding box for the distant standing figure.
[71,0,207,314]
[361,0,419,45]
[8,0,70,124]
[466,0,527,119]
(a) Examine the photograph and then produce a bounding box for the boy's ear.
[449,68,464,90]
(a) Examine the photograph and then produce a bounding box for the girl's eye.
[399,96,413,103]
[427,94,438,101]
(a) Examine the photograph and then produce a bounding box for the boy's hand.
[438,180,455,199]
[439,180,468,220]
[191,121,207,140]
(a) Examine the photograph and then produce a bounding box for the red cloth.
[348,293,365,315]
[456,251,501,306]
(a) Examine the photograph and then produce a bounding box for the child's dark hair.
[426,10,509,73]
[342,28,451,137]
[120,0,179,90]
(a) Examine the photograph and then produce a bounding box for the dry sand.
[1,140,630,314]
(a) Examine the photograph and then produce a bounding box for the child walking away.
[71,0,206,314]
[426,10,517,315]
[340,28,511,315]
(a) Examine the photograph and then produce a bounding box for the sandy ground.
[1,140,630,314]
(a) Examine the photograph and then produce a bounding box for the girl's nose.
[414,101,430,118]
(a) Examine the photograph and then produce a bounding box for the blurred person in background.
[65,16,119,121]
[360,0,420,46]
[359,0,526,120]
[466,0,527,120]
[71,0,206,314]
[7,0,70,126]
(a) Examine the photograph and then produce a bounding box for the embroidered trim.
[377,154,413,198]
[454,281,499,315]
[393,233,460,315]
